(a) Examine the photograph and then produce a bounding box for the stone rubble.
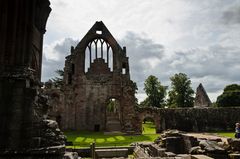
[133,129,240,159]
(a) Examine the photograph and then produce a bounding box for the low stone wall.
[136,107,240,132]
[66,146,134,158]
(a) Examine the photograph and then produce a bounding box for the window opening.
[122,68,126,74]
[72,64,75,74]
[122,63,126,74]
[85,38,113,72]
[67,73,72,84]
[94,124,100,132]
[96,30,102,34]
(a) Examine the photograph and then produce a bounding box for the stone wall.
[136,107,240,133]
[0,1,65,157]
[62,21,136,133]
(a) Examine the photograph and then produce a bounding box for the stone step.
[106,122,121,127]
[164,151,176,157]
[191,155,214,159]
[229,153,240,159]
[106,116,120,120]
[107,121,121,125]
[106,122,122,131]
[106,119,120,122]
[95,148,128,158]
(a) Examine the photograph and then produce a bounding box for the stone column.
[0,1,66,157]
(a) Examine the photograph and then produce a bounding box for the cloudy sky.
[42,0,240,102]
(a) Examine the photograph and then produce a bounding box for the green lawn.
[214,132,235,138]
[64,122,158,147]
[142,121,156,134]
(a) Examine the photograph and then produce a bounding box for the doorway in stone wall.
[142,117,156,134]
[105,98,121,132]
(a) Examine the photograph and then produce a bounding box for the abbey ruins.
[1,0,240,159]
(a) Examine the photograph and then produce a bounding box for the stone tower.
[194,83,212,107]
[63,21,136,133]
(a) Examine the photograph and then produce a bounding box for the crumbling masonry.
[62,21,137,133]
[0,1,65,158]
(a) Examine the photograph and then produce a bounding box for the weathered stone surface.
[0,0,66,157]
[136,107,240,132]
[189,146,205,154]
[64,152,79,159]
[159,130,199,154]
[134,130,239,158]
[133,146,150,158]
[191,155,214,159]
[194,83,212,108]
[199,140,226,153]
[176,154,191,159]
[33,119,66,147]
[95,148,128,158]
[41,84,65,129]
[229,153,240,159]
[161,130,184,138]
[51,21,137,133]
[228,138,240,151]
[164,151,176,157]
[149,144,166,157]
[165,137,184,154]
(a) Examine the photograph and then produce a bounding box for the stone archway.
[135,108,162,133]
[105,98,122,132]
[142,116,156,134]
[140,113,157,134]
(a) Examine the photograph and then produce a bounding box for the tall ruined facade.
[63,21,137,133]
[0,0,65,158]
[194,83,212,107]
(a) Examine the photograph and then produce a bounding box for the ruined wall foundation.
[136,107,240,133]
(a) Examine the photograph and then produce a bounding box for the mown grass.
[64,122,158,148]
[142,121,156,134]
[214,132,235,138]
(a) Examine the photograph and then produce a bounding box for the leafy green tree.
[107,100,115,112]
[139,98,150,108]
[223,84,240,92]
[51,69,64,88]
[167,73,194,107]
[143,75,167,108]
[216,84,240,107]
[133,82,139,105]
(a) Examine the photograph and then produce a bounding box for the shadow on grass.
[64,130,159,147]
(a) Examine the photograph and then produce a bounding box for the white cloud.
[42,38,79,81]
[42,0,240,102]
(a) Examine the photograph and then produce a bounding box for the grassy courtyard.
[64,121,237,148]
[64,121,158,147]
[214,132,235,138]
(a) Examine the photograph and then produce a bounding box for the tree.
[133,82,139,105]
[143,75,167,108]
[167,73,194,107]
[51,69,64,88]
[107,99,117,113]
[216,84,240,107]
[139,97,150,108]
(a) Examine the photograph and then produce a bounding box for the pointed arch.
[84,38,113,73]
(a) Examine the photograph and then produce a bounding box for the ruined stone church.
[61,21,137,132]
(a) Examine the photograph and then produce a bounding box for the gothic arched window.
[85,38,113,72]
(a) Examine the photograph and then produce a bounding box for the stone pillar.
[0,1,65,157]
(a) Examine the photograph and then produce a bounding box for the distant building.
[194,83,212,107]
